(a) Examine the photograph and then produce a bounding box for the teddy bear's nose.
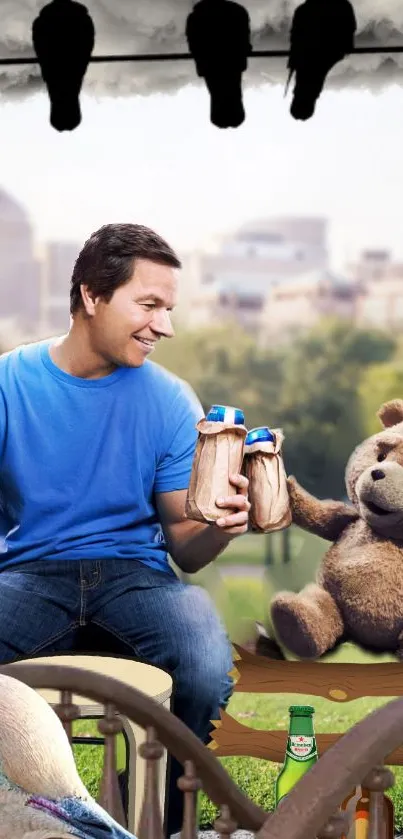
[371,469,385,481]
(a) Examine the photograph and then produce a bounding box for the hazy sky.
[1,81,403,270]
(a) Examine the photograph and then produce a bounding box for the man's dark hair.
[70,223,181,315]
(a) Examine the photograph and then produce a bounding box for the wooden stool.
[22,653,172,834]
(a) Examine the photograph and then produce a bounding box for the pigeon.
[186,0,251,128]
[32,0,95,131]
[286,0,357,120]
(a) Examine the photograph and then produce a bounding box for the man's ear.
[377,399,403,428]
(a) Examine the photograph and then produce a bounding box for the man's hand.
[156,473,250,573]
[214,473,250,536]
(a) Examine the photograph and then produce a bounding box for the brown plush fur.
[270,399,403,660]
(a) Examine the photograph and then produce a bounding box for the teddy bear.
[270,398,403,661]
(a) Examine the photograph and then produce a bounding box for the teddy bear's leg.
[271,583,344,659]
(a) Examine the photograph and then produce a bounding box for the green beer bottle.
[275,705,318,806]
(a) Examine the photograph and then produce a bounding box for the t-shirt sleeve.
[0,387,6,463]
[154,380,204,493]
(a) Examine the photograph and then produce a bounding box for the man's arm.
[156,473,250,574]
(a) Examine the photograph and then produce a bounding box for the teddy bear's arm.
[288,475,359,541]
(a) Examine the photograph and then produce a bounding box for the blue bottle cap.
[206,405,245,425]
[245,426,275,445]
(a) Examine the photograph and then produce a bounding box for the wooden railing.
[0,661,265,833]
[2,661,403,839]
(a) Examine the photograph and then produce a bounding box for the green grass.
[211,525,328,572]
[214,532,265,565]
[71,568,403,831]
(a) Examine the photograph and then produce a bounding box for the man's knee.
[175,639,234,710]
[172,586,234,708]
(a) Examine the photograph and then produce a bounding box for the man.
[0,223,250,835]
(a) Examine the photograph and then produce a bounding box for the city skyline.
[0,185,399,342]
[1,178,399,275]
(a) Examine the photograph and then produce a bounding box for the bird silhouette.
[0,674,135,838]
[186,0,251,128]
[32,0,95,132]
[286,0,357,121]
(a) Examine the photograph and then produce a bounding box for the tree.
[153,321,285,428]
[359,361,403,437]
[153,317,397,500]
[278,319,396,497]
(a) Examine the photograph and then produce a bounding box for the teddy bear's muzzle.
[357,461,403,531]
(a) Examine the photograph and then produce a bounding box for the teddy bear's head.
[345,399,403,537]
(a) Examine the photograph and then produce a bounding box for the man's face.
[83,258,177,369]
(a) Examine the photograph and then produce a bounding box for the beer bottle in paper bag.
[185,404,247,524]
[243,426,291,532]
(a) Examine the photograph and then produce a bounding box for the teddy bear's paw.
[270,593,329,659]
[286,475,303,499]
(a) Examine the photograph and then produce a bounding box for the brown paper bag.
[186,418,247,523]
[243,428,291,532]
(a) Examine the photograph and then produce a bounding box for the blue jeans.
[0,558,234,834]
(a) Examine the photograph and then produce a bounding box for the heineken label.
[286,735,317,761]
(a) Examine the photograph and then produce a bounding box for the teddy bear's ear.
[377,399,403,428]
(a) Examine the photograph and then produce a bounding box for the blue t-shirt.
[0,339,204,573]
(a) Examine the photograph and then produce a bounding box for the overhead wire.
[0,44,402,67]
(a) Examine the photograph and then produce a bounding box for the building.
[184,234,403,343]
[260,269,359,344]
[347,250,403,284]
[349,251,403,330]
[41,241,79,332]
[172,250,206,330]
[185,216,330,333]
[0,189,41,332]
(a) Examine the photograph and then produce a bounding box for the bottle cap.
[288,705,315,715]
[206,405,245,425]
[245,426,275,445]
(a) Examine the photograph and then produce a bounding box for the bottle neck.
[289,715,315,735]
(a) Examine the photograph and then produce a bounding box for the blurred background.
[1,84,403,651]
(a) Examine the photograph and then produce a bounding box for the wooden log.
[232,646,403,703]
[209,711,403,765]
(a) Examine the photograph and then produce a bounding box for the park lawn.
[215,532,265,565]
[71,573,403,830]
[213,525,328,571]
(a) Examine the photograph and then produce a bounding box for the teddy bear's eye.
[377,452,387,462]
